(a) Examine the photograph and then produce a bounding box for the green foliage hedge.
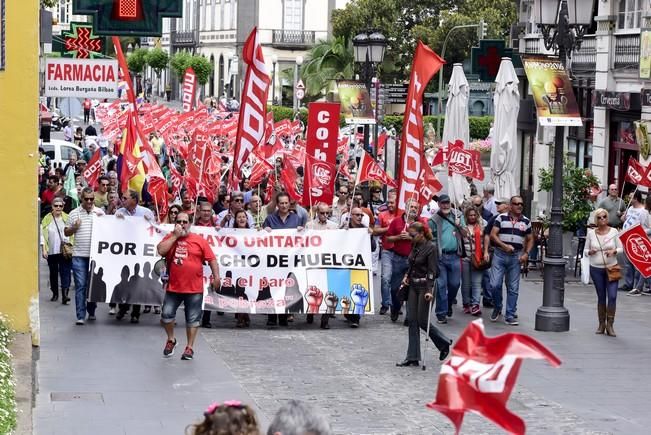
[381,115,493,140]
[0,316,16,434]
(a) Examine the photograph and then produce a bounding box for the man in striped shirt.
[65,187,105,325]
[488,196,533,326]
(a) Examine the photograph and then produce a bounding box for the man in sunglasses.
[157,212,220,360]
[216,191,254,228]
[65,187,105,325]
[332,185,349,224]
[489,195,533,326]
[93,176,110,210]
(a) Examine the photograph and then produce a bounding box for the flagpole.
[625,185,639,212]
[618,181,626,217]
[192,142,208,218]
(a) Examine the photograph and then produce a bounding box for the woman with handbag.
[40,197,73,304]
[461,206,490,316]
[396,222,453,367]
[584,208,623,337]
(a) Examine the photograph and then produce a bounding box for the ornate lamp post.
[533,0,595,332]
[352,30,386,157]
[271,54,278,105]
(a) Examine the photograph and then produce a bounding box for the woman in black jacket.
[396,222,453,367]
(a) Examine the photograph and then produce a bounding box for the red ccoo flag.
[396,41,444,212]
[625,157,648,186]
[82,149,103,189]
[357,150,397,187]
[427,319,561,435]
[229,27,271,191]
[619,223,651,278]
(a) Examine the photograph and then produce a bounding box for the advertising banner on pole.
[302,102,340,206]
[45,58,118,99]
[88,216,374,314]
[182,67,197,112]
[640,30,651,79]
[522,55,582,126]
[328,80,376,124]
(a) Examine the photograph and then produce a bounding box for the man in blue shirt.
[263,192,304,326]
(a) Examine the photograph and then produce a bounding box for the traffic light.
[478,19,488,40]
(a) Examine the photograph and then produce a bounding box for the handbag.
[52,216,73,260]
[396,283,410,302]
[596,231,622,282]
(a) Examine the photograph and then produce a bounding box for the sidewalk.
[33,260,264,435]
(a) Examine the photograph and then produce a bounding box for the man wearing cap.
[482,198,510,308]
[428,194,465,324]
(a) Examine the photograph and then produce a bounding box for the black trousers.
[118,304,141,318]
[405,285,450,361]
[46,253,71,294]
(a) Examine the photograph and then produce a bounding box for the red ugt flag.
[448,146,485,181]
[619,223,651,278]
[357,150,397,187]
[427,319,561,435]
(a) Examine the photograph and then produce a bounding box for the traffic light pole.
[435,23,483,141]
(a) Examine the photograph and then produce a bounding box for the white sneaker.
[628,289,642,296]
[108,307,116,315]
[75,319,84,325]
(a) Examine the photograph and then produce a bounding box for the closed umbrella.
[442,63,470,206]
[491,57,520,200]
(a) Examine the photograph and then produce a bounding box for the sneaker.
[505,317,519,326]
[490,309,500,322]
[349,321,359,328]
[163,339,177,357]
[462,304,471,314]
[87,315,96,321]
[379,306,389,315]
[628,289,642,296]
[108,307,116,315]
[75,319,84,325]
[641,289,651,296]
[436,316,447,324]
[470,305,482,316]
[181,346,194,360]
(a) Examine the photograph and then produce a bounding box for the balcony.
[613,33,640,70]
[571,35,596,72]
[272,30,315,48]
[171,31,197,47]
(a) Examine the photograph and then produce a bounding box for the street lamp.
[292,55,304,112]
[352,30,387,157]
[271,54,278,105]
[533,0,595,332]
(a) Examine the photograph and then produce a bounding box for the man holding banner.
[157,212,221,360]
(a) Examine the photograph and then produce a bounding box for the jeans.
[482,269,493,303]
[380,249,394,308]
[161,292,204,327]
[461,259,483,306]
[405,285,451,361]
[490,249,521,320]
[389,253,410,315]
[623,255,639,289]
[435,253,461,318]
[72,256,96,320]
[46,253,71,293]
[590,266,618,308]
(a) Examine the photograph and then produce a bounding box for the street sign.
[296,88,305,100]
[295,79,305,90]
[381,83,408,104]
[72,0,183,36]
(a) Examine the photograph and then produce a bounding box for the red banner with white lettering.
[357,150,397,187]
[625,157,649,186]
[397,41,444,212]
[302,102,340,206]
[229,27,271,190]
[182,67,197,113]
[82,149,103,188]
[427,319,561,435]
[417,160,443,206]
[619,224,651,277]
[448,146,485,180]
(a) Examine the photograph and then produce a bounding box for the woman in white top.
[584,208,623,337]
[40,197,72,304]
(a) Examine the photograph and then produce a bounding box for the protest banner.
[619,224,651,278]
[88,216,375,314]
[182,67,197,112]
[303,102,340,206]
[45,58,118,99]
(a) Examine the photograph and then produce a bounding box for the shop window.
[618,120,637,144]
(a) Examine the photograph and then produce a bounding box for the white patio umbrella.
[442,63,470,206]
[490,57,520,200]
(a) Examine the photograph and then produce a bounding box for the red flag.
[82,149,103,188]
[339,159,353,182]
[303,154,336,207]
[248,158,274,188]
[337,136,349,155]
[230,27,271,190]
[119,110,144,191]
[417,159,443,206]
[626,157,648,186]
[376,131,387,157]
[427,319,561,435]
[619,224,651,277]
[431,140,463,167]
[182,67,197,113]
[112,37,136,106]
[397,41,445,211]
[302,102,340,206]
[290,119,303,136]
[357,150,397,187]
[448,146,485,180]
[147,176,169,222]
[275,119,292,137]
[168,164,184,199]
[280,163,302,202]
[265,172,277,203]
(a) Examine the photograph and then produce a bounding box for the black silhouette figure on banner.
[88,260,107,303]
[140,262,164,304]
[285,272,304,314]
[234,275,250,314]
[111,265,131,304]
[256,280,275,315]
[219,270,236,297]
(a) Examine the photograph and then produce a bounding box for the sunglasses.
[232,198,243,202]
[100,183,109,187]
[597,215,607,220]
[83,197,94,201]
[53,204,64,208]
[511,202,523,206]
[169,211,179,214]
[176,220,189,224]
[339,191,349,195]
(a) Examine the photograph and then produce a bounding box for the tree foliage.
[301,37,354,98]
[170,52,213,85]
[170,51,193,78]
[145,48,169,77]
[126,48,148,73]
[41,0,59,7]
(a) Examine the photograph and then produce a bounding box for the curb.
[10,333,35,435]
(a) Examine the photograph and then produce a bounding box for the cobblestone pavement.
[201,275,638,434]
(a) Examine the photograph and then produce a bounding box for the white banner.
[88,216,374,315]
[45,58,118,99]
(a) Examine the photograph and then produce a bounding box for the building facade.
[517,0,648,216]
[157,0,349,101]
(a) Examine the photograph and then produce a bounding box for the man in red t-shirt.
[157,212,220,360]
[373,191,399,314]
[385,201,427,322]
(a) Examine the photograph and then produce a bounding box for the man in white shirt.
[621,190,649,292]
[306,203,338,230]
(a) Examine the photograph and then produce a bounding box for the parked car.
[40,140,82,169]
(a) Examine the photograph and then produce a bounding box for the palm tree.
[301,37,354,98]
